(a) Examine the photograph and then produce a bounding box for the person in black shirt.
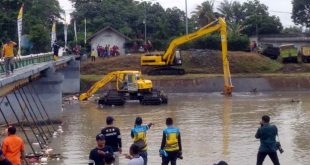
[101,116,122,165]
[89,134,113,165]
[52,41,60,60]
[0,150,12,165]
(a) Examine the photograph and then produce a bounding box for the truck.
[279,44,298,63]
[300,45,310,63]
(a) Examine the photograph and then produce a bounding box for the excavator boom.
[79,72,117,101]
[140,17,233,95]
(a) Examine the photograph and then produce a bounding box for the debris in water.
[291,99,301,103]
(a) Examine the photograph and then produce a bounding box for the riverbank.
[81,73,310,93]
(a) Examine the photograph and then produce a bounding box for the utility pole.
[185,0,188,35]
[144,2,147,43]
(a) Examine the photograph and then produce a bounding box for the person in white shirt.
[126,144,144,165]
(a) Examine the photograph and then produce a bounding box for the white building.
[89,26,131,55]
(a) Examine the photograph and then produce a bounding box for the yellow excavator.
[79,70,167,106]
[141,18,233,95]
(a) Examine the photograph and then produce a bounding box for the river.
[46,92,310,165]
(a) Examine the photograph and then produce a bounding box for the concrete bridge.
[250,33,310,50]
[0,53,80,125]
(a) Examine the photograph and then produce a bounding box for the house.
[88,26,131,55]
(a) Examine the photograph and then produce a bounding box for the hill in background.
[81,50,310,75]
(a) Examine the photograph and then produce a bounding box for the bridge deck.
[0,56,76,96]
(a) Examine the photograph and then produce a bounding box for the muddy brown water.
[44,92,310,165]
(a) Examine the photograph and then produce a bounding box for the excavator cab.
[173,50,182,65]
[117,73,141,92]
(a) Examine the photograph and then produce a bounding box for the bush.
[180,34,249,51]
[227,34,250,51]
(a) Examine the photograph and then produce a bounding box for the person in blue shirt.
[255,115,280,165]
[131,117,153,165]
[89,133,114,165]
[160,118,182,165]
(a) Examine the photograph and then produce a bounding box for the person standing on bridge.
[101,116,122,165]
[160,118,182,165]
[1,39,16,76]
[255,115,281,165]
[131,117,153,165]
[1,126,26,165]
[52,40,60,61]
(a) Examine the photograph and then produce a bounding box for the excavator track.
[98,90,125,106]
[140,90,168,105]
[147,67,185,75]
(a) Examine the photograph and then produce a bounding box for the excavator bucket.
[223,85,234,96]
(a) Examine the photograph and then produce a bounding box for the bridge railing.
[0,52,54,74]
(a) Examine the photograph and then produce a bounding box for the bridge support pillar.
[31,67,64,122]
[60,60,80,94]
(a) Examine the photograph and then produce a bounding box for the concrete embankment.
[81,73,310,93]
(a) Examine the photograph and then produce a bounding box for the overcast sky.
[58,0,295,27]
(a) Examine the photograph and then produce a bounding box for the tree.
[70,0,189,50]
[0,0,63,53]
[282,26,303,34]
[240,0,283,36]
[292,0,310,27]
[192,0,215,27]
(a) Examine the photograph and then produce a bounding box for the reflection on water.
[47,92,310,165]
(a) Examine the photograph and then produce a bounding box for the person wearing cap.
[1,39,17,76]
[1,126,25,165]
[214,161,228,165]
[89,134,113,165]
[131,117,153,165]
[0,150,12,165]
[101,116,122,165]
[160,118,182,165]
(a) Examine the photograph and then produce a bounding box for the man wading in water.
[101,116,122,165]
[89,134,113,165]
[131,117,153,165]
[160,118,182,165]
[255,115,281,165]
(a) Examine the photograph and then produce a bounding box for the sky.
[58,0,295,27]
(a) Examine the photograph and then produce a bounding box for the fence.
[0,52,54,74]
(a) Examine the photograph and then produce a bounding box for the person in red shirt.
[1,126,25,165]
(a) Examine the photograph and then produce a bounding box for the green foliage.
[191,0,215,27]
[70,0,187,50]
[180,34,249,51]
[0,0,63,53]
[194,0,283,36]
[282,26,303,34]
[292,0,310,27]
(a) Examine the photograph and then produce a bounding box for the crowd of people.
[86,115,282,165]
[0,113,281,165]
[96,45,120,57]
[88,116,183,165]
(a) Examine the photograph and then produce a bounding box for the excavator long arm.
[141,17,233,95]
[163,18,223,65]
[79,72,118,101]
